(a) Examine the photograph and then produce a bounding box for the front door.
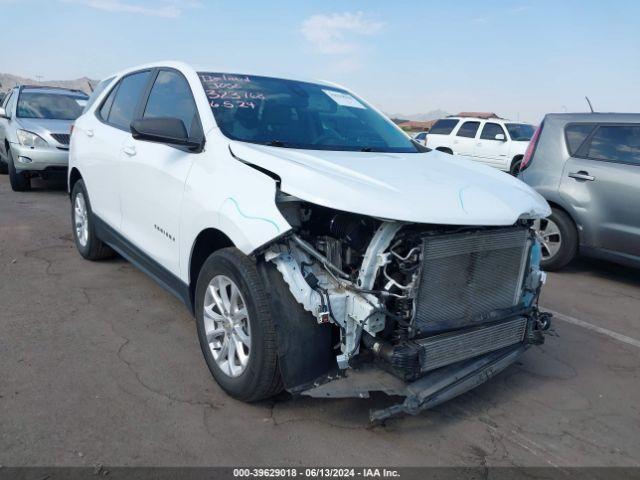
[560,124,640,258]
[119,69,203,277]
[475,122,511,169]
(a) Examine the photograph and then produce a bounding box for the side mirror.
[130,117,202,150]
[0,107,8,119]
[495,133,506,141]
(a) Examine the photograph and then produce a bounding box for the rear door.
[475,122,510,169]
[560,123,640,258]
[452,120,480,156]
[119,68,203,277]
[78,70,152,229]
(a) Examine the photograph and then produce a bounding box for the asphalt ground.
[1,175,639,468]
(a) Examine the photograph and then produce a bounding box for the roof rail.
[17,84,88,95]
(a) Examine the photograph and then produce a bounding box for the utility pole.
[35,75,43,83]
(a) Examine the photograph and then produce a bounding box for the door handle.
[569,171,595,181]
[85,129,94,138]
[123,146,136,157]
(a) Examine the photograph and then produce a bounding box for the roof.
[544,112,640,122]
[453,112,501,119]
[397,120,438,130]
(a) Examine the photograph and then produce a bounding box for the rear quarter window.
[565,123,596,155]
[429,119,459,135]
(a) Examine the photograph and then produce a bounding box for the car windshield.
[17,91,88,120]
[198,72,419,153]
[505,123,535,141]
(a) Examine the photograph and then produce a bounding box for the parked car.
[412,131,428,144]
[519,113,640,270]
[0,85,89,190]
[425,116,535,175]
[68,62,552,421]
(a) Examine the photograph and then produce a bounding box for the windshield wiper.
[264,140,287,147]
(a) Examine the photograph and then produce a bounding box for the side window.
[456,121,480,138]
[415,132,426,141]
[143,70,200,137]
[107,71,151,130]
[480,122,506,140]
[83,76,115,114]
[99,84,119,121]
[586,125,640,166]
[429,119,459,135]
[565,124,596,155]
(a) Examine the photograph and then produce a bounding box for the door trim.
[93,214,193,313]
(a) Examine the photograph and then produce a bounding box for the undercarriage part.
[362,333,421,381]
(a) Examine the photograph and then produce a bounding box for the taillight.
[520,122,543,171]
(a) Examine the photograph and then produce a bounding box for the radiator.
[413,227,530,334]
[416,317,528,372]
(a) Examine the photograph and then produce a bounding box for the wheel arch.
[545,200,581,250]
[68,167,83,196]
[188,228,235,308]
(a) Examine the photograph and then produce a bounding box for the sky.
[1,0,639,123]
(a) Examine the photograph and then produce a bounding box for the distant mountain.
[387,109,450,122]
[0,73,98,94]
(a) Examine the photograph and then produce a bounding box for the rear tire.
[8,150,30,191]
[195,248,283,402]
[537,208,577,271]
[0,158,7,175]
[71,179,115,260]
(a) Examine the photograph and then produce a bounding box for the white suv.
[68,62,551,421]
[425,117,535,175]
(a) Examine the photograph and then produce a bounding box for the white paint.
[69,60,550,285]
[547,309,640,349]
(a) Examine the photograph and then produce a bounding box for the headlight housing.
[16,129,48,148]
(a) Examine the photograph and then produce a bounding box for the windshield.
[198,73,419,153]
[505,123,535,141]
[17,91,88,120]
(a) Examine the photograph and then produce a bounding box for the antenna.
[585,96,595,113]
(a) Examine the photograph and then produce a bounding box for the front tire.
[71,179,115,260]
[535,208,577,271]
[196,248,282,402]
[0,157,7,175]
[8,150,30,191]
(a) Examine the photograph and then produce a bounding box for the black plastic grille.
[413,227,530,334]
[51,133,70,145]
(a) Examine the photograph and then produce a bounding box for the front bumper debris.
[301,311,551,423]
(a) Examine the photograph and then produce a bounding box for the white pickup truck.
[423,116,535,175]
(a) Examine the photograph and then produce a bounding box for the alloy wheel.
[203,275,251,378]
[534,217,562,260]
[74,192,89,247]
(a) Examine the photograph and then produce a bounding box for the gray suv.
[519,113,640,270]
[0,85,88,191]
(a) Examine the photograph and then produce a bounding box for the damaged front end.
[261,192,551,422]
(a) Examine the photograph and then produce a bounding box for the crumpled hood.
[229,141,551,226]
